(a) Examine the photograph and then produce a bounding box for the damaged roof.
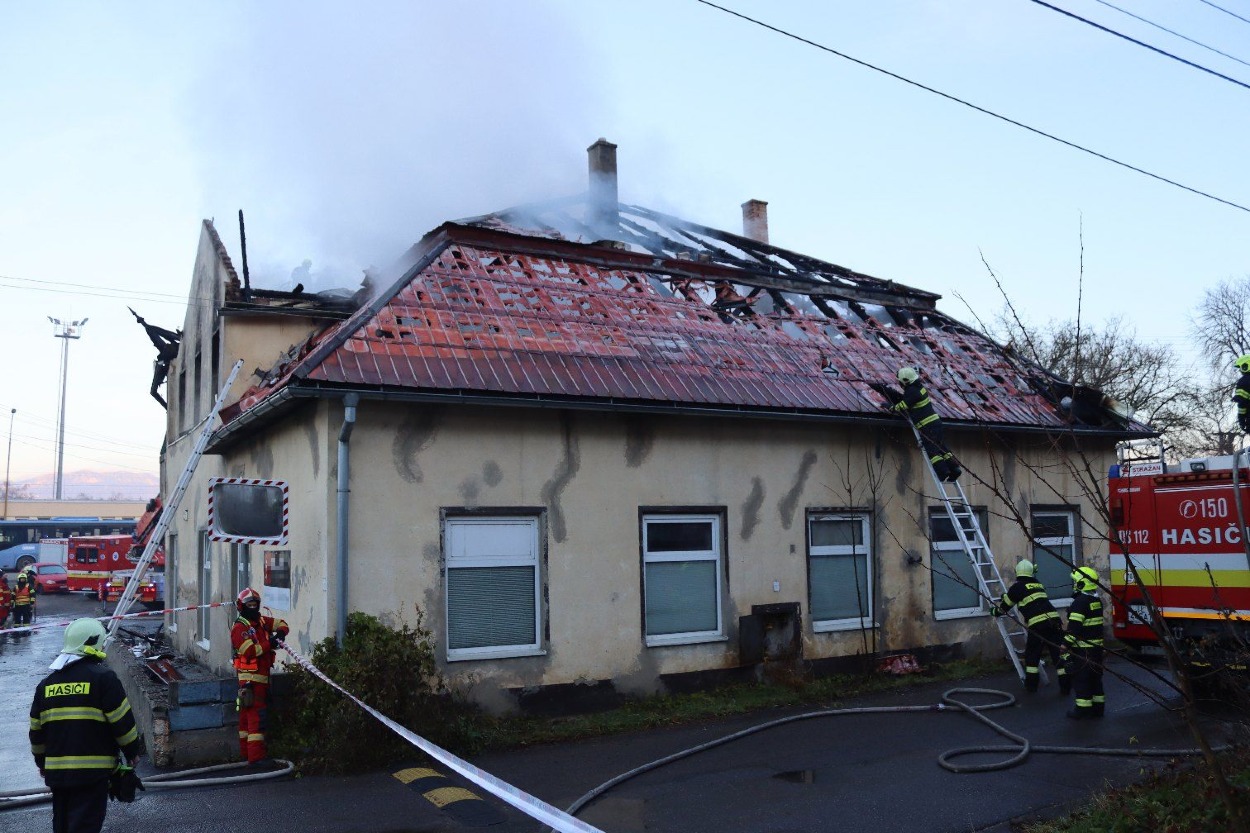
[214,197,1151,443]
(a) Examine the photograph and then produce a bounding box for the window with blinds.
[930,507,989,619]
[445,516,542,661]
[642,514,724,646]
[808,513,872,631]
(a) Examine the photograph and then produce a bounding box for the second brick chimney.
[588,138,619,236]
[741,199,769,244]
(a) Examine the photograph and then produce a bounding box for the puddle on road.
[773,770,816,784]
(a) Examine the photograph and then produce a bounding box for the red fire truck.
[101,497,165,609]
[39,535,137,593]
[1109,455,1250,664]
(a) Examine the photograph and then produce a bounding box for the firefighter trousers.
[237,681,270,763]
[1069,647,1105,717]
[1024,620,1067,693]
[14,604,32,625]
[51,778,110,833]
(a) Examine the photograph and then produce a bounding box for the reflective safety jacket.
[1064,591,1105,651]
[13,582,33,607]
[0,580,11,608]
[1235,372,1250,427]
[231,614,289,685]
[998,577,1061,629]
[29,657,143,787]
[892,381,941,429]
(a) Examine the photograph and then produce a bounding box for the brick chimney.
[741,199,769,244]
[588,138,619,235]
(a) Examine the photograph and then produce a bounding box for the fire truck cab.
[43,535,137,594]
[1109,454,1250,664]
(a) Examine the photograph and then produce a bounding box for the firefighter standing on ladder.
[892,366,962,482]
[991,559,1069,694]
[1064,566,1106,719]
[1233,354,1250,434]
[231,587,288,763]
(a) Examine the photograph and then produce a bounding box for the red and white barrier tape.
[278,641,605,833]
[0,601,230,637]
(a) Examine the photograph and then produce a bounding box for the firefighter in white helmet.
[891,366,961,481]
[1233,354,1250,434]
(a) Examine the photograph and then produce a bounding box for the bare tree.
[1194,276,1250,372]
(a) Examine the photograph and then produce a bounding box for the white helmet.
[897,366,919,385]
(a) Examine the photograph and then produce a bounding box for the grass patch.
[1020,745,1250,833]
[468,657,1001,752]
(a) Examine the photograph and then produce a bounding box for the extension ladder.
[106,360,244,640]
[906,420,1040,685]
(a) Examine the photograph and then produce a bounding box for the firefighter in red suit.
[230,588,288,763]
[0,573,11,626]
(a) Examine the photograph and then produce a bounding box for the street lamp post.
[3,408,14,519]
[48,317,87,501]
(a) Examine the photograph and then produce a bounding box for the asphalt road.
[0,586,1227,833]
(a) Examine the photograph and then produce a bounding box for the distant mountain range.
[8,470,159,501]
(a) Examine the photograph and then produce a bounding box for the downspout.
[336,394,359,646]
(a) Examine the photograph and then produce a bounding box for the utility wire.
[1092,0,1250,69]
[1028,0,1250,91]
[693,1,1250,214]
[1198,0,1250,26]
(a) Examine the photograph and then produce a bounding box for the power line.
[1027,0,1250,92]
[1091,0,1250,69]
[693,1,1250,214]
[1197,0,1250,26]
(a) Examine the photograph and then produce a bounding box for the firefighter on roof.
[892,366,962,481]
[30,617,145,833]
[1233,354,1250,434]
[231,587,289,763]
[13,571,35,627]
[991,560,1069,694]
[1064,566,1105,719]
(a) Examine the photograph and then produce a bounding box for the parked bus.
[0,517,138,571]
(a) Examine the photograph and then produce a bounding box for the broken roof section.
[216,142,1151,442]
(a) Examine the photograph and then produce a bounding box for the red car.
[30,562,69,594]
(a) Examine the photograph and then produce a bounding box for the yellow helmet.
[1235,354,1250,374]
[1016,559,1035,578]
[1071,566,1098,593]
[897,366,920,385]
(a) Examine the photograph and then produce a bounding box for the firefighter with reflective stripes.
[0,572,11,626]
[231,587,288,763]
[29,618,144,833]
[1233,354,1250,434]
[892,367,961,482]
[13,571,35,626]
[991,560,1069,694]
[1064,566,1106,719]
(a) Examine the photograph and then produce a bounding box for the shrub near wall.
[272,610,478,773]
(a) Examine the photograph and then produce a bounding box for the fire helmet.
[1235,354,1250,374]
[1070,566,1099,593]
[1015,559,1035,578]
[236,587,261,615]
[897,366,920,385]
[63,618,108,659]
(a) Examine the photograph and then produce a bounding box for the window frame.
[929,506,991,620]
[641,511,726,647]
[197,529,212,649]
[807,511,874,632]
[444,514,544,662]
[1030,507,1079,609]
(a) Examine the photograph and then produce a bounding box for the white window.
[642,514,724,646]
[808,513,872,631]
[930,507,990,619]
[445,516,542,661]
[1031,509,1078,607]
[197,530,212,647]
[165,533,178,633]
[231,543,250,599]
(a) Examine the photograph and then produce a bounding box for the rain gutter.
[336,394,359,647]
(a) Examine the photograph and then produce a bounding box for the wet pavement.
[0,585,1236,832]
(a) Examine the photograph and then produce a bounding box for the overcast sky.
[1,1,1247,482]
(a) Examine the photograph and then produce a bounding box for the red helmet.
[235,587,261,613]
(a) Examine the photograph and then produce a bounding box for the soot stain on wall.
[392,407,442,483]
[778,450,818,529]
[623,415,655,468]
[541,412,580,543]
[740,476,765,540]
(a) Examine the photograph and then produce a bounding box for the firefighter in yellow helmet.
[1063,566,1105,719]
[891,366,961,481]
[1233,354,1250,434]
[30,618,144,833]
[12,570,35,628]
[991,559,1068,694]
[231,587,288,763]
